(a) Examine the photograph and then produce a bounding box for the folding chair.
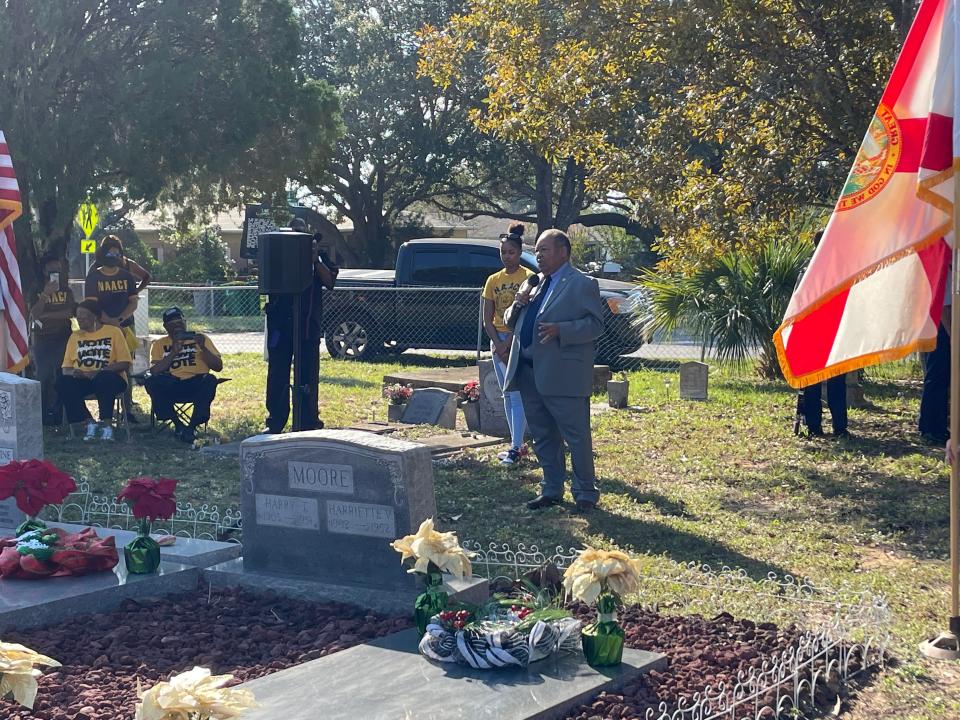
[149,376,231,437]
[65,390,131,442]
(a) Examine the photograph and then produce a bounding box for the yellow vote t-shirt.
[482,267,534,333]
[61,324,132,378]
[150,334,222,380]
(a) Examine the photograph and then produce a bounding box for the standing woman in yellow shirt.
[482,223,533,464]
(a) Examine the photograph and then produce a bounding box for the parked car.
[323,238,646,365]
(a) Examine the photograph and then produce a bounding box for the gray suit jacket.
[503,265,604,397]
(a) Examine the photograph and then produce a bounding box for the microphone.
[506,275,540,330]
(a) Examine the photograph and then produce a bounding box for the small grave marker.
[679,361,709,400]
[400,387,457,429]
[478,360,509,437]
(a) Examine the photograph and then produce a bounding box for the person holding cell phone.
[29,254,77,425]
[144,306,223,443]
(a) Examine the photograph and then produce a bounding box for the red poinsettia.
[116,477,177,521]
[0,460,76,516]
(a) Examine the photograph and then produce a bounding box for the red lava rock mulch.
[1,585,409,720]
[3,586,819,720]
[564,605,808,720]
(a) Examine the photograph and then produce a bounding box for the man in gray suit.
[503,229,604,511]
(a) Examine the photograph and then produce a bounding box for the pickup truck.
[323,238,645,365]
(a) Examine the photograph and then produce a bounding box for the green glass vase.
[124,519,161,574]
[414,570,448,636]
[15,515,46,537]
[581,593,625,667]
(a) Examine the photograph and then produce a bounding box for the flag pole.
[920,170,960,660]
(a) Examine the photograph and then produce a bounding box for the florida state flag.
[775,0,959,387]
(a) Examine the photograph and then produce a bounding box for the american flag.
[0,131,29,373]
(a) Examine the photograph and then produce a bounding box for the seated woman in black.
[57,299,132,441]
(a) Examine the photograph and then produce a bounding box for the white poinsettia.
[135,666,257,720]
[563,547,642,606]
[390,518,473,578]
[0,641,61,709]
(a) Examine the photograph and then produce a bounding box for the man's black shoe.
[806,428,825,438]
[179,426,196,444]
[574,500,596,513]
[920,431,948,445]
[834,429,852,440]
[526,495,561,510]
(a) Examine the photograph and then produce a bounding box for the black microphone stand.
[291,291,304,432]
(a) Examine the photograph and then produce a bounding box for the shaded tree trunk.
[533,157,554,236]
[11,173,39,306]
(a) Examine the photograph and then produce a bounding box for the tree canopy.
[418,0,650,237]
[0,0,339,291]
[419,0,921,272]
[297,0,477,267]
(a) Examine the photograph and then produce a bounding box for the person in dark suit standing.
[503,229,605,511]
[263,218,339,433]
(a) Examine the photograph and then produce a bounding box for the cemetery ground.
[33,353,960,719]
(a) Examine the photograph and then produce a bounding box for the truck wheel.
[325,319,379,360]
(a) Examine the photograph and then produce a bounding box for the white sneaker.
[82,422,98,441]
[499,448,521,465]
[100,425,114,441]
[497,450,511,461]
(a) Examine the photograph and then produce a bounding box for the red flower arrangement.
[116,477,178,521]
[0,460,76,517]
[457,381,480,404]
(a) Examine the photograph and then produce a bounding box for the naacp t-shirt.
[62,325,132,378]
[150,334,222,380]
[34,288,77,338]
[482,267,534,333]
[84,266,138,324]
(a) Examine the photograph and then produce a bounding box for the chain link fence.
[141,282,708,369]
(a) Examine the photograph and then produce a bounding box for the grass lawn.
[42,352,960,719]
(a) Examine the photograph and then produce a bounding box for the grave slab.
[238,628,666,720]
[0,522,241,568]
[382,367,478,394]
[409,432,503,457]
[383,365,613,396]
[204,559,489,614]
[0,556,199,633]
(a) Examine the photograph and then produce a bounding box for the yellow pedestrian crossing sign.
[81,239,97,254]
[76,203,98,239]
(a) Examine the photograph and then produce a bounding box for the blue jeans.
[491,332,526,448]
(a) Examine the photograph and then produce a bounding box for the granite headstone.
[400,387,457,429]
[0,373,43,528]
[679,362,709,401]
[241,429,436,590]
[478,360,509,438]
